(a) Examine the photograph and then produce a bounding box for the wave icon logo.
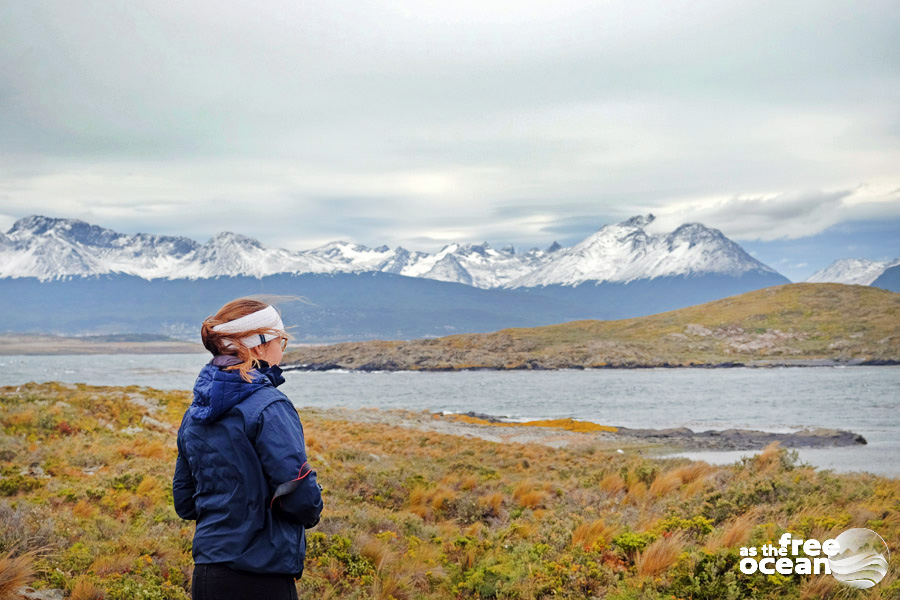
[828,528,890,589]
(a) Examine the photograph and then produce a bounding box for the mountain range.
[8,213,896,341]
[0,213,781,288]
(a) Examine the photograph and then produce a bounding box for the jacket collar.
[189,356,285,423]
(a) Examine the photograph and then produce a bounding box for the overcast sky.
[1,0,899,281]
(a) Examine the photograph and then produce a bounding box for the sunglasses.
[278,337,288,351]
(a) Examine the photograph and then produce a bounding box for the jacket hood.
[189,356,286,424]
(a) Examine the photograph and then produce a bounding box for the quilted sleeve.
[254,399,324,528]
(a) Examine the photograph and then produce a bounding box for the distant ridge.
[281,283,900,370]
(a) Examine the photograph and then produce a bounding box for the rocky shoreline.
[304,406,867,453]
[283,357,900,372]
[611,425,866,450]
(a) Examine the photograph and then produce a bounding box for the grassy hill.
[283,283,900,370]
[0,382,898,599]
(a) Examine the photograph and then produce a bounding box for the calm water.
[1,354,897,476]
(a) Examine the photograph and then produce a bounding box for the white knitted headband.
[211,305,285,350]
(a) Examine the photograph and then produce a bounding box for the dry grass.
[372,573,412,600]
[798,570,839,599]
[571,519,616,551]
[754,441,784,471]
[671,462,712,484]
[635,533,685,577]
[360,537,394,572]
[70,576,105,600]
[599,473,626,495]
[0,549,35,600]
[90,551,136,576]
[649,470,683,496]
[706,514,755,551]
[623,481,647,505]
[71,499,96,519]
[512,481,550,509]
[478,492,503,516]
[460,475,478,490]
[431,489,456,512]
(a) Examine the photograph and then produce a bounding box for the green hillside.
[283,283,900,370]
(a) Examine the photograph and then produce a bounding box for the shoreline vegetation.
[0,382,897,599]
[282,284,900,372]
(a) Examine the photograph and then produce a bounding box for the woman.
[173,298,323,600]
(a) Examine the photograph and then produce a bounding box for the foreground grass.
[0,382,898,599]
[283,283,900,370]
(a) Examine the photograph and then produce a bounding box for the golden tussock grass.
[372,572,412,600]
[135,475,161,496]
[2,409,36,429]
[70,575,105,600]
[648,470,683,496]
[798,570,839,599]
[90,551,136,576]
[705,514,754,551]
[431,489,456,512]
[439,473,460,488]
[754,441,783,471]
[571,519,616,551]
[71,499,96,519]
[478,491,503,515]
[599,473,625,495]
[360,537,395,572]
[517,490,549,509]
[635,533,685,577]
[671,462,712,484]
[624,481,647,505]
[512,480,552,509]
[0,549,35,599]
[680,478,709,500]
[407,484,430,508]
[460,475,478,490]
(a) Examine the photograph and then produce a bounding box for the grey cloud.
[0,0,898,252]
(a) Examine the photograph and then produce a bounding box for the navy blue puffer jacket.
[173,355,323,577]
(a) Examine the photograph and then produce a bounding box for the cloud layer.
[1,0,898,262]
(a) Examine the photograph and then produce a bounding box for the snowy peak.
[8,215,120,247]
[206,231,265,250]
[622,213,656,228]
[807,257,900,286]
[506,215,776,288]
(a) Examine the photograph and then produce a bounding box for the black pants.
[191,563,299,600]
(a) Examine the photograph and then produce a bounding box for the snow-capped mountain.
[1,215,200,281]
[806,258,900,286]
[393,242,559,288]
[0,213,780,288]
[506,214,777,288]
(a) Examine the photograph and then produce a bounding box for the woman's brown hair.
[201,298,293,383]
